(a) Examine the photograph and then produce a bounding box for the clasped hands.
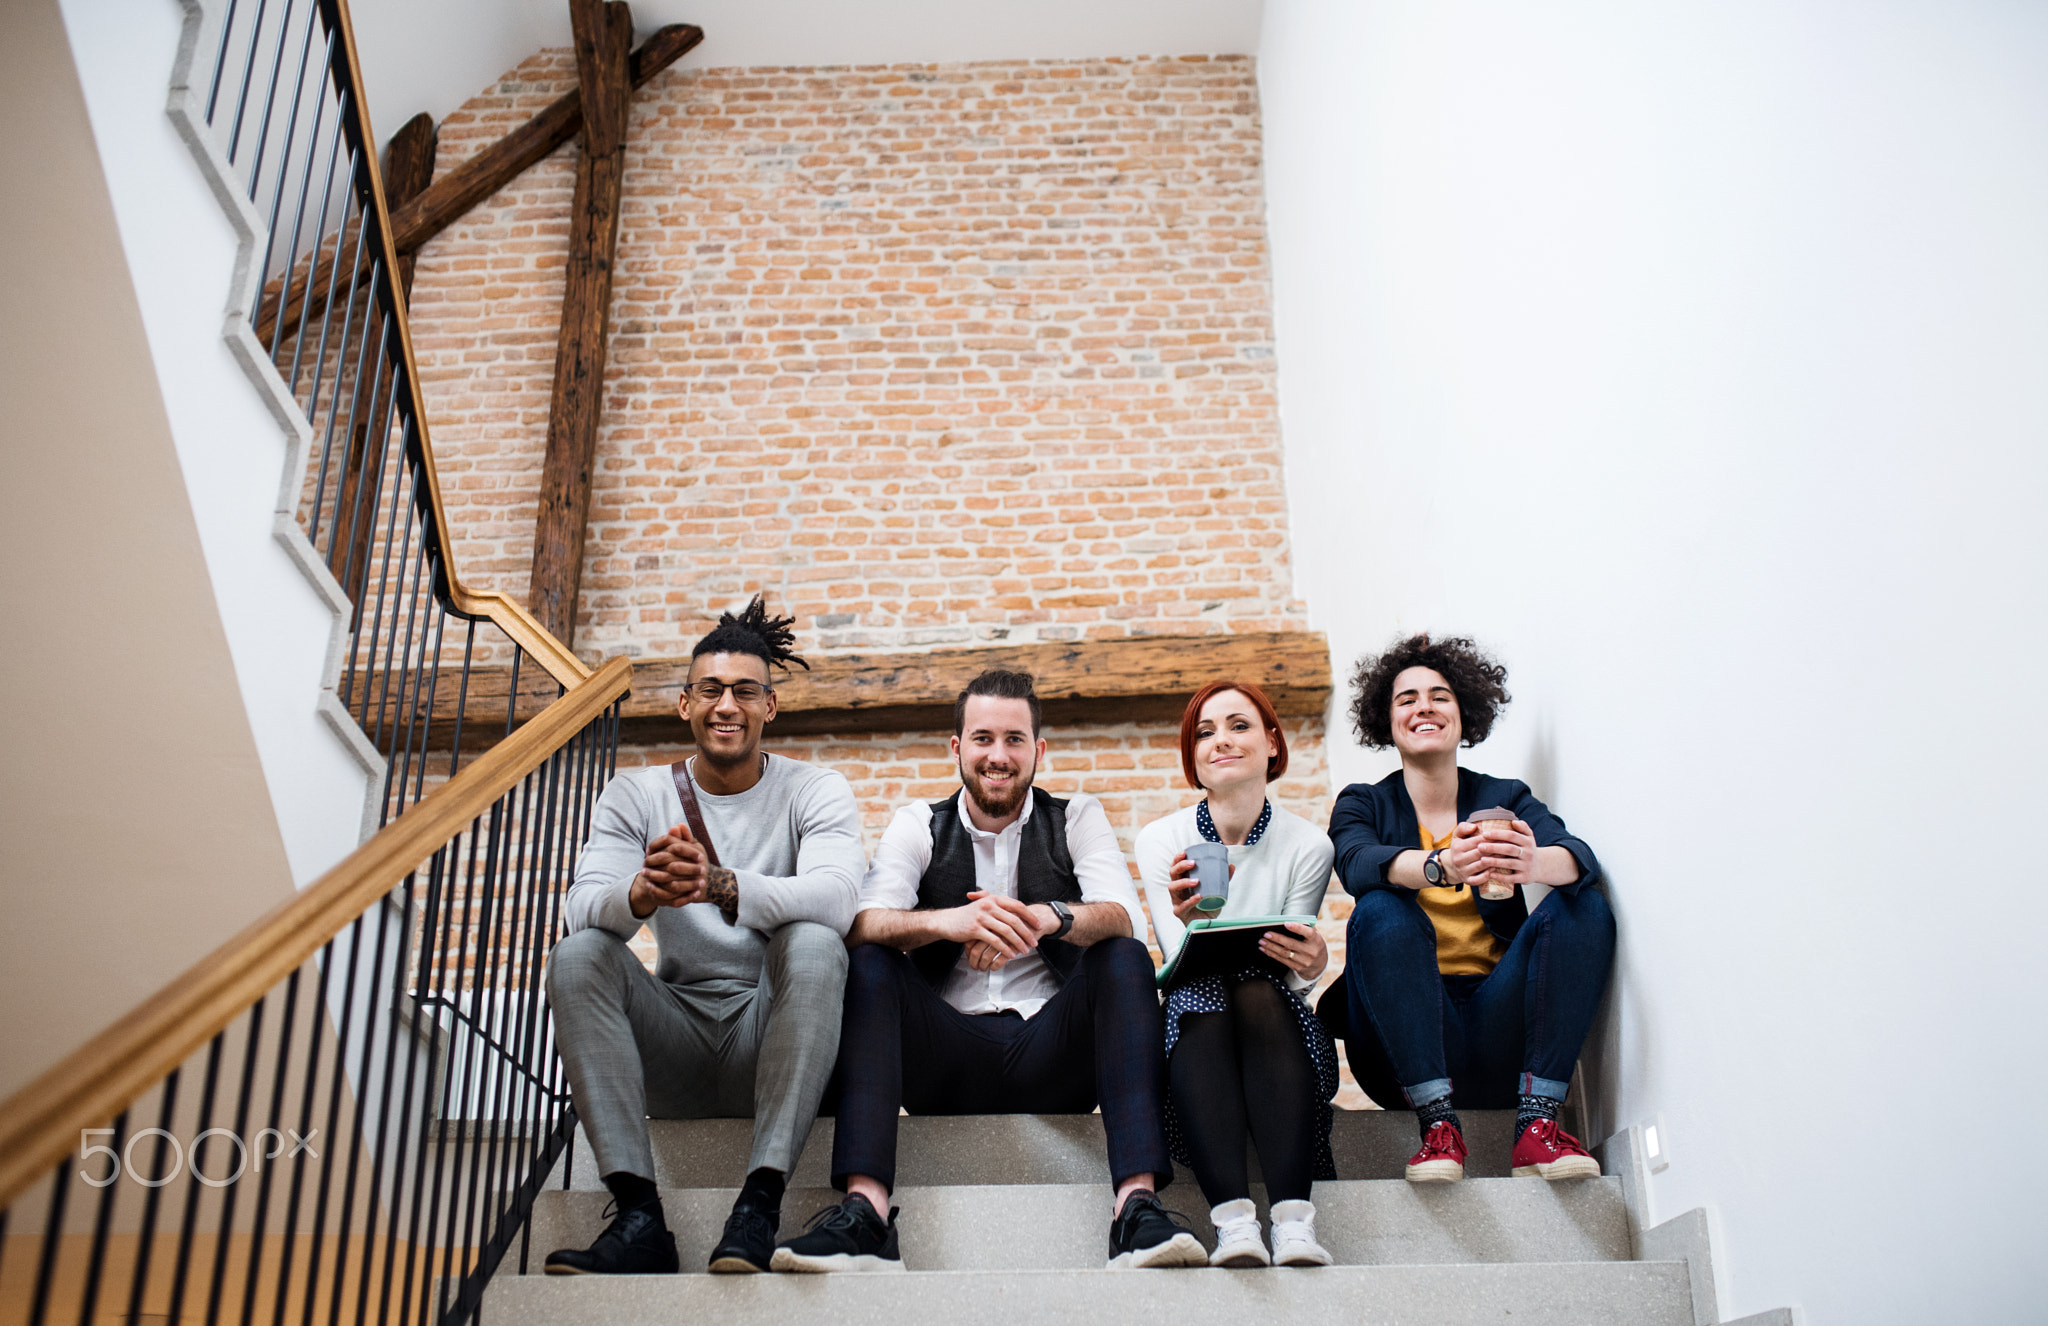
[629,822,739,922]
[1439,818,1538,891]
[940,890,1057,973]
[1165,853,1328,981]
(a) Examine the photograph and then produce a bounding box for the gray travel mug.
[1186,842,1231,913]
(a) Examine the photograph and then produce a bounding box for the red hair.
[1178,680,1289,790]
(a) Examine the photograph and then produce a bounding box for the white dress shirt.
[859,790,1148,1018]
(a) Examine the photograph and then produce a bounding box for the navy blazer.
[1328,768,1602,946]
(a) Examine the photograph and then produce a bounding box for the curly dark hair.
[1347,633,1510,749]
[691,594,810,673]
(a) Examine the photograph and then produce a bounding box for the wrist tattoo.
[705,865,740,922]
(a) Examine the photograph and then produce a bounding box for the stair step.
[484,1261,1694,1326]
[524,1176,1629,1274]
[557,1110,1525,1190]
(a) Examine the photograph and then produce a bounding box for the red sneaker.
[1510,1118,1601,1180]
[1405,1120,1467,1183]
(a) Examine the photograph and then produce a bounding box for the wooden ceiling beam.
[255,24,701,347]
[526,0,635,647]
[357,630,1334,751]
[388,22,700,254]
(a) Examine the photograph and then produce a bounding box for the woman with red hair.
[1135,681,1339,1269]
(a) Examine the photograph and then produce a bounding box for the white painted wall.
[1260,2,2048,1322]
[60,0,378,886]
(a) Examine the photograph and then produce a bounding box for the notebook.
[1155,914,1318,991]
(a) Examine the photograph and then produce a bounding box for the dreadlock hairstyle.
[690,595,810,674]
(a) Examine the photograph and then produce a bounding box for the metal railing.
[0,1,628,1322]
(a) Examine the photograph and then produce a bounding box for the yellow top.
[1417,825,1507,977]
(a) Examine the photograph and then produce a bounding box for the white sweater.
[1135,800,1336,993]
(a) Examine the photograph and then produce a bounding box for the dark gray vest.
[913,787,1083,989]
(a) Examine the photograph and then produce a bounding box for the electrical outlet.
[1642,1114,1671,1173]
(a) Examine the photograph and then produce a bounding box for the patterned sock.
[1517,1092,1562,1136]
[1416,1094,1461,1138]
[603,1171,660,1214]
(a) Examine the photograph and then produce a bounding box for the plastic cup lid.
[1468,808,1517,821]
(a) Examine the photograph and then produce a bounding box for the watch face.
[1424,855,1442,885]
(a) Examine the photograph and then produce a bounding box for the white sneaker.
[1207,1199,1270,1268]
[1268,1199,1333,1267]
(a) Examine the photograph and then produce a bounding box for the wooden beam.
[254,25,701,347]
[527,0,634,647]
[388,23,699,254]
[359,631,1334,750]
[383,112,439,299]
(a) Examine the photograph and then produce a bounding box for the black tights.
[1168,976,1318,1206]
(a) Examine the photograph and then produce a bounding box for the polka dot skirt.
[1162,971,1339,1180]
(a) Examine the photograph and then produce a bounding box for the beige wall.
[0,0,296,1101]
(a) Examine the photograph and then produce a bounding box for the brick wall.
[409,53,1297,657]
[407,54,1365,1106]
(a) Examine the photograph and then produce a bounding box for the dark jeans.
[1331,885,1615,1110]
[830,937,1173,1193]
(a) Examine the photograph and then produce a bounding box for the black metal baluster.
[224,0,272,166]
[248,0,314,331]
[422,815,491,1320]
[244,0,302,205]
[304,180,373,556]
[304,921,366,1326]
[29,1158,72,1326]
[235,971,299,1326]
[271,961,327,1326]
[270,29,339,368]
[350,888,413,1326]
[446,623,479,781]
[293,123,359,419]
[75,1111,129,1326]
[124,1072,182,1325]
[165,1035,226,1326]
[204,1003,268,1326]
[204,0,245,124]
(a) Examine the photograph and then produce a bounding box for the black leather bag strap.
[669,760,722,868]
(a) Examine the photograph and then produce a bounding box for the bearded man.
[769,669,1201,1273]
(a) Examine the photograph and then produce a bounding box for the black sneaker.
[1107,1190,1206,1270]
[708,1203,779,1274]
[768,1194,905,1273]
[543,1199,679,1275]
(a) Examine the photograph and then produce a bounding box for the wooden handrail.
[322,0,589,687]
[0,655,632,1210]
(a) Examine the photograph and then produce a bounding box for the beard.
[961,755,1034,820]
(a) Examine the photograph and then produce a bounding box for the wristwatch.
[1422,849,1446,887]
[1047,899,1075,941]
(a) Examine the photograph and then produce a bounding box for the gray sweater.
[562,755,866,990]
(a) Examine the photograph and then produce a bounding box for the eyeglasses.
[686,678,773,705]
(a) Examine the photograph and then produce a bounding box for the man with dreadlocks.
[543,596,866,1277]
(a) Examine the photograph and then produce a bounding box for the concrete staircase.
[479,1112,1762,1326]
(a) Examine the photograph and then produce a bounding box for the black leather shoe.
[708,1204,779,1273]
[543,1200,679,1275]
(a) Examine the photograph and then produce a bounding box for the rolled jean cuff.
[1402,1077,1454,1108]
[1519,1072,1571,1101]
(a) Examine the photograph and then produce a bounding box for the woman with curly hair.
[1135,681,1338,1268]
[1324,634,1614,1185]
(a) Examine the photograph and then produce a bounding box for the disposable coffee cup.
[1467,808,1519,901]
[1186,842,1231,913]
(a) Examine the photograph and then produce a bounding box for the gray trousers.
[546,922,848,1182]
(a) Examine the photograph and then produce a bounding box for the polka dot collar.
[1196,798,1273,847]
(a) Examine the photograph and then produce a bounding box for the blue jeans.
[1337,886,1615,1110]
